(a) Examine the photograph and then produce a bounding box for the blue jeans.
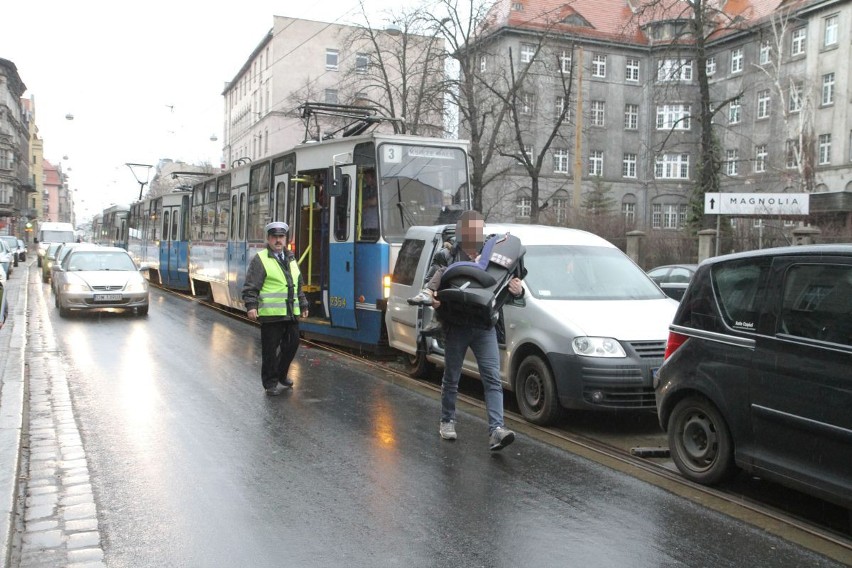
[441,324,505,433]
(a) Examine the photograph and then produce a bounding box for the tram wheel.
[667,396,735,485]
[515,355,561,425]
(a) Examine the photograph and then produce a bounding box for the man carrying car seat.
[408,210,526,451]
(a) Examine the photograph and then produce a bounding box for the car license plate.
[94,294,122,302]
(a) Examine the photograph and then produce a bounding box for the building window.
[520,43,536,63]
[706,57,716,75]
[789,83,802,113]
[588,150,603,176]
[754,144,767,173]
[591,100,605,126]
[520,92,535,114]
[655,153,690,179]
[791,27,806,56]
[560,50,572,73]
[324,89,339,104]
[624,104,639,130]
[759,40,771,65]
[824,15,838,47]
[326,49,339,70]
[756,90,771,119]
[786,139,799,168]
[517,196,531,217]
[554,197,569,224]
[622,201,636,225]
[652,203,688,229]
[553,148,570,173]
[730,48,743,73]
[625,58,640,81]
[656,104,691,130]
[517,145,534,165]
[725,149,739,176]
[822,73,835,106]
[657,59,693,82]
[818,133,832,165]
[728,97,741,124]
[622,153,637,178]
[592,54,607,78]
[555,95,568,118]
[356,53,369,74]
[480,55,487,73]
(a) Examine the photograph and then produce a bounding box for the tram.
[120,130,470,350]
[94,205,130,248]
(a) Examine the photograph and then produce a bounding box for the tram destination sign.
[704,192,810,216]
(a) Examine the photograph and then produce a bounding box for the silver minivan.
[386,223,679,425]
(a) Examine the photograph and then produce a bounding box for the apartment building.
[0,58,35,238]
[469,0,852,237]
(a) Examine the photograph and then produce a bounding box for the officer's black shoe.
[421,320,443,336]
[265,384,286,396]
[280,377,294,389]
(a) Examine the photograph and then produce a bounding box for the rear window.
[780,263,852,346]
[393,239,425,286]
[712,258,771,332]
[523,245,664,300]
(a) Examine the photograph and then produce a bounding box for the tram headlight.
[383,274,392,299]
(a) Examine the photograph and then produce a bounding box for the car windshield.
[47,243,62,257]
[523,245,665,300]
[67,252,136,272]
[0,237,16,248]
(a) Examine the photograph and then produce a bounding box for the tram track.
[160,285,852,564]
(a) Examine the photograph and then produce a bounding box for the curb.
[0,262,29,567]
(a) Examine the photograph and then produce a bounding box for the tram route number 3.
[329,296,348,308]
[382,145,402,163]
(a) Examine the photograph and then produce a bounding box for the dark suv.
[655,244,852,509]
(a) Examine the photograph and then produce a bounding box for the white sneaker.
[439,421,457,440]
[489,426,515,451]
[407,290,433,306]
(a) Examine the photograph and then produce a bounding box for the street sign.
[704,193,809,216]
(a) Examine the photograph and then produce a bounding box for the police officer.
[242,221,309,396]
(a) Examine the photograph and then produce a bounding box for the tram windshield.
[377,143,469,242]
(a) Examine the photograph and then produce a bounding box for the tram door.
[328,165,357,328]
[228,183,249,307]
[160,195,190,290]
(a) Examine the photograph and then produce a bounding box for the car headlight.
[125,278,148,293]
[572,337,627,358]
[62,281,90,293]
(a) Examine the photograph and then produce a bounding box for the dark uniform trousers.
[260,319,300,390]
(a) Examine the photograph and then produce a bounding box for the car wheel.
[58,306,71,318]
[408,337,434,378]
[37,257,42,267]
[137,305,149,316]
[515,355,562,425]
[54,294,59,308]
[667,396,735,485]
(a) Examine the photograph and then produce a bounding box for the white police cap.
[265,221,289,236]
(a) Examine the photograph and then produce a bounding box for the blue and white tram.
[96,205,130,248]
[188,132,470,350]
[127,193,192,291]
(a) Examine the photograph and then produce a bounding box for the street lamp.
[125,163,153,201]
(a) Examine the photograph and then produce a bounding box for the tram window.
[238,193,246,241]
[191,202,203,240]
[230,195,238,240]
[247,190,269,242]
[393,239,425,286]
[162,210,170,241]
[215,197,229,242]
[334,175,351,241]
[358,168,379,242]
[275,182,286,223]
[171,208,179,241]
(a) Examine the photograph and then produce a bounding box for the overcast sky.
[3,1,408,221]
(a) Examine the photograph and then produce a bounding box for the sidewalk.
[0,260,28,567]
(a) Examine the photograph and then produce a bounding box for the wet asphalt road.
[38,284,846,568]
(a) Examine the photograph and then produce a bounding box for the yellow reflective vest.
[258,250,301,317]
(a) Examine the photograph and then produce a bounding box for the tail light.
[663,330,688,360]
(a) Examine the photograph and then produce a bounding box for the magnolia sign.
[704,193,810,216]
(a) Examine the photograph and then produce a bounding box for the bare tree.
[344,2,447,136]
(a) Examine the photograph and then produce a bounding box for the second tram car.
[118,131,470,351]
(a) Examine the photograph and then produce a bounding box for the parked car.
[54,246,149,317]
[49,242,87,294]
[40,242,63,283]
[0,239,13,277]
[387,224,679,425]
[0,236,25,264]
[655,244,852,509]
[646,264,698,301]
